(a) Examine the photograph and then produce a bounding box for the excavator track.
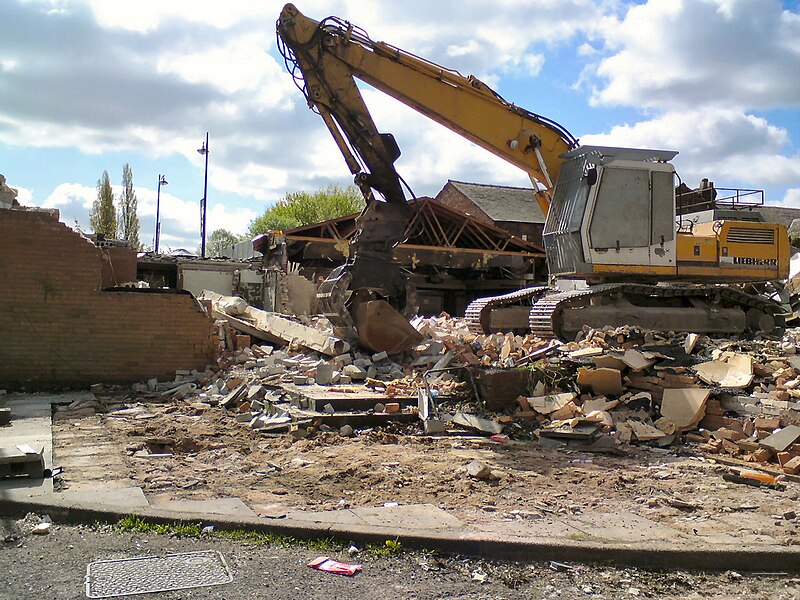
[465,286,552,334]
[527,283,784,340]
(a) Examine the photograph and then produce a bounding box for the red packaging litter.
[307,556,362,576]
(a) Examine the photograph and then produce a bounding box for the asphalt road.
[1,517,799,600]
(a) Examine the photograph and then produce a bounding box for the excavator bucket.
[354,299,424,355]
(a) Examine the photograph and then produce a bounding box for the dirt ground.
[52,394,800,545]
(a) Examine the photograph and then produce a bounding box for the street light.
[197,132,209,258]
[154,174,168,254]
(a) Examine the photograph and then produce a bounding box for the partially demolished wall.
[0,209,214,388]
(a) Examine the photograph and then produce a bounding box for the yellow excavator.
[277,4,789,352]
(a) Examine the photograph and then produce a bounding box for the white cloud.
[43,182,95,209]
[581,107,800,190]
[780,188,800,208]
[591,0,800,110]
[11,184,32,205]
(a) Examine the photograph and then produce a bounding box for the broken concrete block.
[220,384,247,409]
[654,417,676,435]
[333,353,353,368]
[466,460,492,480]
[592,355,626,371]
[577,367,624,396]
[526,392,577,415]
[619,349,656,372]
[339,375,352,385]
[423,419,446,434]
[315,363,334,386]
[626,420,666,441]
[371,351,389,362]
[660,388,710,431]
[384,402,401,414]
[342,364,367,381]
[323,403,335,414]
[694,353,754,389]
[340,424,354,437]
[452,412,503,435]
[293,375,310,386]
[568,347,605,359]
[582,397,619,413]
[549,401,579,421]
[760,424,800,453]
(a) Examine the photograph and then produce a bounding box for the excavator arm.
[277,3,576,352]
[277,3,576,215]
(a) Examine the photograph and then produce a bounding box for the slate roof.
[756,206,800,228]
[446,180,546,224]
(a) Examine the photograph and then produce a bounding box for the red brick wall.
[434,186,493,225]
[0,209,214,388]
[100,246,138,287]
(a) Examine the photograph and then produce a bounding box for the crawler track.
[470,283,784,340]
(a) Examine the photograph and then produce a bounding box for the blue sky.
[1,0,798,252]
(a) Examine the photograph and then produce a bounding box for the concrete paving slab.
[52,487,148,509]
[288,503,464,531]
[0,394,55,496]
[569,511,689,543]
[149,497,257,518]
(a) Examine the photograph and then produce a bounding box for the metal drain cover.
[85,550,232,598]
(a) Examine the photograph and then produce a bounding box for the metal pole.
[155,174,162,254]
[201,131,209,258]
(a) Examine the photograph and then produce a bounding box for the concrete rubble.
[85,292,797,483]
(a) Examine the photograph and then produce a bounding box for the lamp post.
[197,132,209,258]
[154,174,168,253]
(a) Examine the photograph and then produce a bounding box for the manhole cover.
[85,550,232,598]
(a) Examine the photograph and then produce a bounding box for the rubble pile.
[117,292,800,478]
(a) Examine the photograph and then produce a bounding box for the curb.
[2,496,799,573]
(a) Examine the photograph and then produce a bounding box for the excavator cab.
[544,146,679,283]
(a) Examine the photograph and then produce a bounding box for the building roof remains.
[444,180,546,224]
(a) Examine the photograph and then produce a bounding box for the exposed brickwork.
[0,209,214,388]
[434,186,493,225]
[100,246,138,287]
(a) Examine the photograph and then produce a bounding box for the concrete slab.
[288,503,464,531]
[569,511,688,543]
[0,394,55,496]
[149,497,258,519]
[53,487,148,509]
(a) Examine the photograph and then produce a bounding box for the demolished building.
[0,205,215,388]
[253,196,546,318]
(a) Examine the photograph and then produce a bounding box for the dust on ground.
[52,394,800,545]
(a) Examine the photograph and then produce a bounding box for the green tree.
[117,163,141,249]
[90,170,117,238]
[204,228,242,257]
[248,184,365,236]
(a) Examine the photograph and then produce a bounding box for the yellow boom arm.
[277,3,577,216]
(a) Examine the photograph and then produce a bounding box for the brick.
[783,456,800,475]
[0,210,213,387]
[754,417,781,431]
